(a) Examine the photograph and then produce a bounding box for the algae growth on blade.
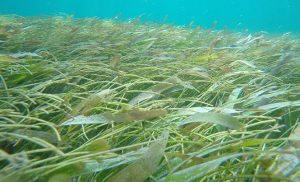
[0,15,300,182]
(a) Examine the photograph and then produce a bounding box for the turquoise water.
[0,0,300,33]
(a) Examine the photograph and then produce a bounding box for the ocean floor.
[0,15,300,181]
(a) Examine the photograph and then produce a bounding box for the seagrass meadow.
[0,15,300,182]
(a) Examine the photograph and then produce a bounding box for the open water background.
[0,0,300,33]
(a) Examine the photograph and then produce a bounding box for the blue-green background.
[0,0,300,33]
